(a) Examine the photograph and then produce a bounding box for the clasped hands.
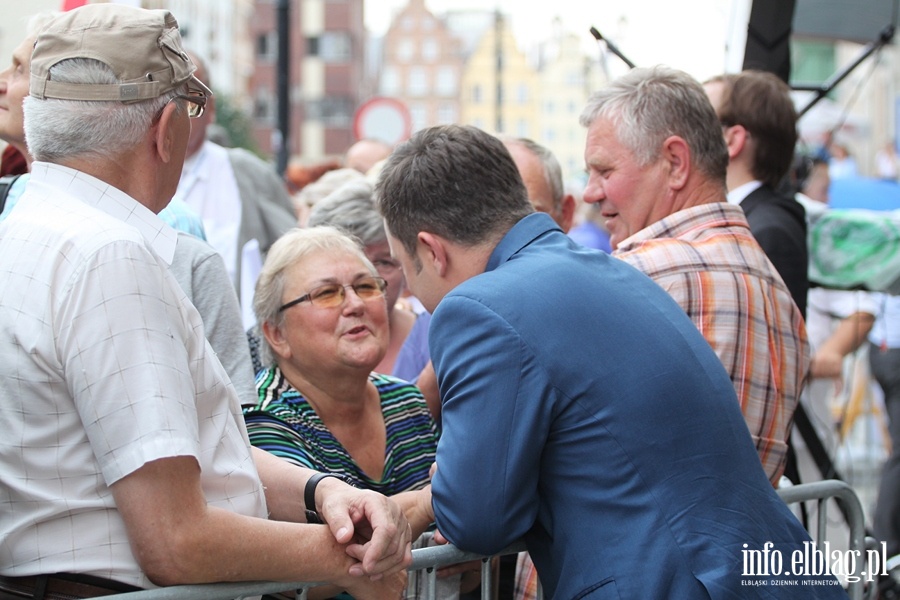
[316,476,413,580]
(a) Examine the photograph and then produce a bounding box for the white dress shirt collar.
[31,161,177,265]
[727,179,763,206]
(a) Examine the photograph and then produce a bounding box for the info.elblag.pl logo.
[741,541,888,586]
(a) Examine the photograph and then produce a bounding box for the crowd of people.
[0,3,897,600]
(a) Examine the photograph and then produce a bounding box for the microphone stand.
[589,26,636,70]
[794,24,895,117]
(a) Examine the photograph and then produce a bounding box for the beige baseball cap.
[30,4,212,104]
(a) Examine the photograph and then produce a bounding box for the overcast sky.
[364,0,750,81]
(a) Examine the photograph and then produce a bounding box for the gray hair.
[306,179,385,246]
[579,65,727,182]
[502,136,565,211]
[296,167,366,208]
[24,58,184,162]
[253,226,377,366]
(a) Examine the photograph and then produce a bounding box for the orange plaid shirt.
[615,202,810,484]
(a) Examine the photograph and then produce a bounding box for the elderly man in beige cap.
[0,5,410,599]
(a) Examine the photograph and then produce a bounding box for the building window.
[303,96,353,127]
[408,67,428,97]
[380,66,400,96]
[254,88,274,123]
[437,102,456,124]
[320,31,352,63]
[396,39,414,62]
[257,32,276,60]
[319,96,353,127]
[305,98,322,120]
[409,102,427,132]
[516,119,528,138]
[516,84,529,105]
[435,66,456,96]
[422,39,439,62]
[306,36,319,56]
[307,33,352,63]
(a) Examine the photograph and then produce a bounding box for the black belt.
[0,573,141,600]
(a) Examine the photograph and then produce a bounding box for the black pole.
[275,0,290,177]
[796,24,895,117]
[589,27,636,70]
[741,0,796,84]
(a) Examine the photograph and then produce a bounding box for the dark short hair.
[374,125,532,263]
[706,70,798,188]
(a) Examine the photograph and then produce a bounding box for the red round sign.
[352,97,412,146]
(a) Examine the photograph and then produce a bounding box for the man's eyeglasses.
[176,90,207,119]
[278,276,387,311]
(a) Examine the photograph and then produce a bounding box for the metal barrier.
[94,542,526,600]
[777,479,873,600]
[87,480,869,600]
[409,542,526,600]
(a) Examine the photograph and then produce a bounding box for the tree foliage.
[213,92,261,156]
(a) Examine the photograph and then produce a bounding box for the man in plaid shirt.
[581,65,809,486]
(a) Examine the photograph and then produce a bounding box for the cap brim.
[189,74,213,98]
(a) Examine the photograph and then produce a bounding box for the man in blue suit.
[375,124,842,599]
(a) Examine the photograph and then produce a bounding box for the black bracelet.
[304,473,345,524]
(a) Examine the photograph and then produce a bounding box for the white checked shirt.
[0,163,266,587]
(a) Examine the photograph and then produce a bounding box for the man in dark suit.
[704,70,808,318]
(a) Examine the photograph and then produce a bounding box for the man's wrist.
[304,472,353,524]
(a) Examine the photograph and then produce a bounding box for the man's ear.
[153,102,178,163]
[722,124,749,161]
[417,231,450,277]
[261,320,291,361]
[558,193,576,233]
[661,135,691,190]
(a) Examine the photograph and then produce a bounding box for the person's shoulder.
[745,186,806,229]
[749,185,804,211]
[174,231,218,261]
[615,234,696,268]
[451,239,654,315]
[170,232,227,293]
[32,195,146,253]
[225,145,276,173]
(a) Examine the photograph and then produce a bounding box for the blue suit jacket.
[430,214,840,599]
